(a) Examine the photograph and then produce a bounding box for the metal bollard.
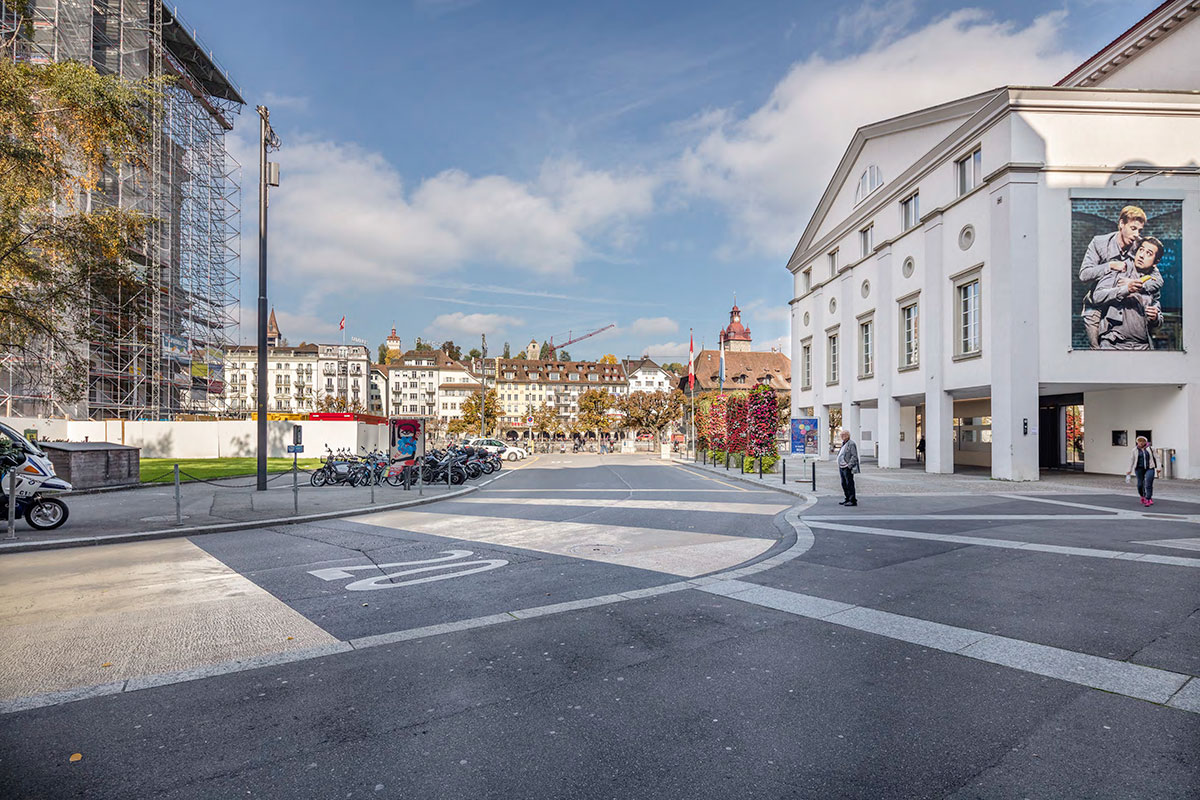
[6,468,17,539]
[811,460,816,491]
[782,459,786,485]
[725,453,729,471]
[174,464,182,526]
[758,457,762,479]
[370,475,375,504]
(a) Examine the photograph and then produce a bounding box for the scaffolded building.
[2,0,243,419]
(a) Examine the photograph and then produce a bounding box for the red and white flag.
[688,329,694,390]
[338,315,346,331]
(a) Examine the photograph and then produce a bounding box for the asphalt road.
[1,455,1198,798]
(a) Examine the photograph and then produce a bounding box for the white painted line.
[508,594,630,619]
[349,613,516,649]
[999,493,1199,523]
[1168,678,1200,713]
[0,681,126,715]
[1133,537,1200,553]
[698,581,1195,709]
[802,514,1120,522]
[805,520,1200,568]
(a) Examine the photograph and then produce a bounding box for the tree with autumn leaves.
[619,389,685,443]
[447,387,503,435]
[1,54,163,402]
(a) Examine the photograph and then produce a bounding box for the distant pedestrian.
[917,436,925,462]
[837,429,859,506]
[1126,436,1158,506]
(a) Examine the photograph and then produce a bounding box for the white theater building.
[787,0,1200,480]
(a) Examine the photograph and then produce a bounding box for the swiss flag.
[339,315,346,331]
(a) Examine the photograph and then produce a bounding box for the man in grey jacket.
[837,429,859,506]
[1078,205,1148,347]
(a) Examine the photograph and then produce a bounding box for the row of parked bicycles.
[309,445,504,488]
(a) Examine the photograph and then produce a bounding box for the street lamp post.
[256,105,281,492]
[480,334,488,439]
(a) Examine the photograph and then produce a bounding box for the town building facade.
[786,0,1200,480]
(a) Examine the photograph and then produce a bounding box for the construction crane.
[547,324,616,359]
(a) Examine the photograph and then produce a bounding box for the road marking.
[485,488,760,493]
[698,580,1194,708]
[673,465,749,492]
[308,550,507,591]
[456,497,790,515]
[803,514,1121,521]
[1132,537,1200,553]
[999,493,1200,523]
[804,520,1200,568]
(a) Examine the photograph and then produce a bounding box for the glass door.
[1065,405,1085,469]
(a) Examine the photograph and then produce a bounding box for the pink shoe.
[1140,497,1149,506]
[1147,498,1154,506]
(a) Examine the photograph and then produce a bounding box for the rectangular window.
[901,303,920,367]
[802,268,812,292]
[827,334,839,384]
[958,279,981,355]
[827,249,839,277]
[956,148,982,196]
[859,225,874,259]
[901,192,920,231]
[859,320,873,377]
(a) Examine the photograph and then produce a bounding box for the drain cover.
[570,544,623,555]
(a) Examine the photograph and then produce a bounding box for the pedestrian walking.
[917,436,925,463]
[1126,436,1159,506]
[837,429,860,506]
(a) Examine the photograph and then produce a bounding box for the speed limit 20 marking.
[307,549,508,591]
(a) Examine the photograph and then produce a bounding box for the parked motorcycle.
[0,423,72,530]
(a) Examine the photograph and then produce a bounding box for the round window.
[902,257,915,278]
[829,298,838,314]
[958,224,976,251]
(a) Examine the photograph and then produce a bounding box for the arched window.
[854,165,883,204]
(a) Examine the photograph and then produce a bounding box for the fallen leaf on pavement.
[69,753,82,762]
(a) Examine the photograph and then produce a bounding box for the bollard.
[174,464,182,526]
[6,468,17,539]
[370,474,375,504]
[418,461,423,497]
[811,460,816,491]
[292,457,299,515]
[759,457,762,479]
[782,459,786,485]
[725,453,729,471]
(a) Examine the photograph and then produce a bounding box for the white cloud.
[262,92,310,111]
[641,341,691,359]
[425,312,524,340]
[629,316,679,337]
[253,136,658,294]
[678,9,1080,256]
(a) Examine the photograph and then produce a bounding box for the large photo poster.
[1072,199,1183,351]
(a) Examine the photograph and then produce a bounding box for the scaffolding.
[2,0,242,419]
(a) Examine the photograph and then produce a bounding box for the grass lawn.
[140,457,325,483]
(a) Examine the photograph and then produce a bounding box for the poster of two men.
[1072,198,1183,351]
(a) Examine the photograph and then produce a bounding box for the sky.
[180,0,1149,364]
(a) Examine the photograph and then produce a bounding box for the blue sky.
[181,0,1148,364]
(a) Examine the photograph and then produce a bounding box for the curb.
[0,476,506,555]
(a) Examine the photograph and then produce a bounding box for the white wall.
[0,417,387,460]
[1082,386,1192,478]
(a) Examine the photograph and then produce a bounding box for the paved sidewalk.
[676,454,1200,502]
[0,471,485,552]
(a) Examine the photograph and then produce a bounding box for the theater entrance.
[1039,395,1085,471]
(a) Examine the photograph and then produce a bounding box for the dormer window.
[854,165,883,205]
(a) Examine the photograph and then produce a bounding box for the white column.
[989,168,1041,481]
[874,246,901,468]
[922,212,954,473]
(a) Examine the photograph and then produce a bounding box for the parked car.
[464,438,527,460]
[501,445,528,461]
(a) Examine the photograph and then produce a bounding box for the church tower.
[266,308,281,347]
[719,300,752,353]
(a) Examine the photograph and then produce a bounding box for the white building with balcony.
[787,0,1200,480]
[224,344,319,415]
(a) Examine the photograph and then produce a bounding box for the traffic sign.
[287,444,304,454]
[526,416,533,424]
